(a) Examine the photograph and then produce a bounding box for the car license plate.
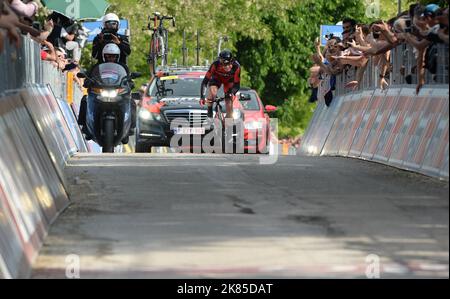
[173,127,205,135]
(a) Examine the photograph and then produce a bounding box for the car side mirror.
[131,92,141,101]
[77,72,87,79]
[130,72,142,80]
[239,93,251,101]
[265,105,277,113]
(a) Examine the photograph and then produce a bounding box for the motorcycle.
[77,63,141,153]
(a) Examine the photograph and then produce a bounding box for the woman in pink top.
[9,0,38,18]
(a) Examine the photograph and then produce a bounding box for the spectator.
[40,39,56,62]
[0,0,22,49]
[55,47,68,70]
[342,17,357,34]
[309,4,448,106]
[46,16,81,63]
[8,0,39,19]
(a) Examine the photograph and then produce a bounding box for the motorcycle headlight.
[101,89,118,98]
[245,121,264,130]
[232,109,242,120]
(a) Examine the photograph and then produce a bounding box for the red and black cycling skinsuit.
[200,59,241,99]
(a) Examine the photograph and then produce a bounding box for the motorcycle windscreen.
[91,63,128,87]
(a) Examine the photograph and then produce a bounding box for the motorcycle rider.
[200,49,241,119]
[92,13,131,64]
[78,43,136,138]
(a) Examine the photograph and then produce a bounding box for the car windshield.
[148,76,203,97]
[239,91,260,111]
[91,63,128,87]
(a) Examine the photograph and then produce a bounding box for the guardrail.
[0,35,85,101]
[303,42,449,180]
[300,86,449,180]
[0,35,88,278]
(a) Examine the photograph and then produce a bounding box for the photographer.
[92,13,130,64]
[46,15,81,63]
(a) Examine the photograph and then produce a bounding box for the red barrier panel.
[402,89,447,171]
[360,88,401,160]
[388,88,428,169]
[338,90,374,156]
[349,90,386,158]
[420,88,450,178]
[372,89,412,163]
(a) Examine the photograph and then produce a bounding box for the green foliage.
[79,0,404,137]
[235,0,367,137]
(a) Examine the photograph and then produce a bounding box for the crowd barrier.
[1,35,88,277]
[300,86,449,180]
[0,92,68,278]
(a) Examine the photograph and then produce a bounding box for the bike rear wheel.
[149,35,160,74]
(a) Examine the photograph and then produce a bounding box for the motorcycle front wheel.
[102,118,115,153]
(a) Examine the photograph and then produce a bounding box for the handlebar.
[211,95,232,103]
[145,14,176,31]
[148,13,176,26]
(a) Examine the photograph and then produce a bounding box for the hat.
[421,4,440,17]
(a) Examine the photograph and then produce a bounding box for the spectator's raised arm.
[0,1,20,48]
[404,33,430,51]
[8,0,38,18]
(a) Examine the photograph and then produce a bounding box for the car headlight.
[245,121,264,130]
[232,109,242,120]
[139,109,161,121]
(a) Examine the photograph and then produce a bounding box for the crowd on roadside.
[308,3,449,107]
[1,0,86,87]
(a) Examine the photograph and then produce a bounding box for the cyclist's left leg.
[207,80,221,118]
[224,83,234,119]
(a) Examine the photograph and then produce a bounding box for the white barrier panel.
[299,93,343,156]
[55,95,88,153]
[0,93,70,278]
[300,86,449,180]
[19,86,79,188]
[321,93,357,156]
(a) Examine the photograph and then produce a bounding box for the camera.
[325,33,334,40]
[404,19,412,33]
[103,33,113,41]
[32,21,42,31]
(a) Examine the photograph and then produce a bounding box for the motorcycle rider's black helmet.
[219,49,233,64]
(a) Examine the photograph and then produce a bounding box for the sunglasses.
[220,59,231,65]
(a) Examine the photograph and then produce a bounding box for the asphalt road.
[32,154,449,278]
